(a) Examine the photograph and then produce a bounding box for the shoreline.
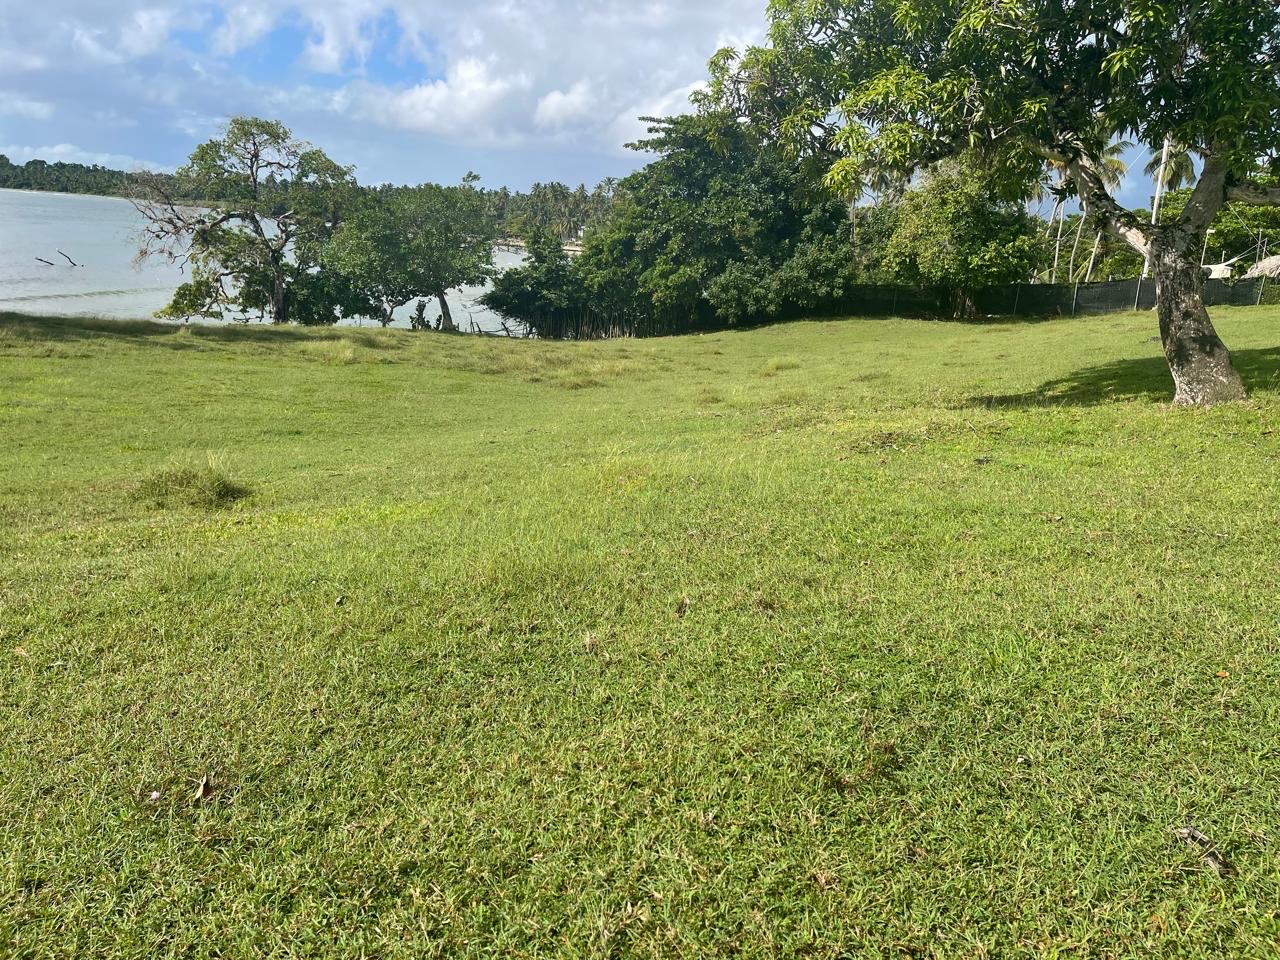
[0,185,139,203]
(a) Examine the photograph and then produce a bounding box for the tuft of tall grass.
[130,454,249,509]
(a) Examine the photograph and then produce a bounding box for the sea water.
[0,188,522,332]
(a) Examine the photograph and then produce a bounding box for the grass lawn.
[2,308,1279,958]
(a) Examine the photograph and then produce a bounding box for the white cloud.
[534,81,595,131]
[608,81,706,154]
[0,48,48,73]
[68,7,178,64]
[0,94,54,120]
[0,0,770,184]
[361,58,530,141]
[71,27,127,65]
[301,1,384,72]
[118,8,178,58]
[211,4,278,56]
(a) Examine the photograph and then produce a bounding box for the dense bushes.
[481,116,1048,335]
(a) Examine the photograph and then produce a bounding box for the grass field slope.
[2,309,1279,958]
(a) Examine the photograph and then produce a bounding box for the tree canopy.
[325,179,496,330]
[134,117,363,325]
[710,0,1280,404]
[883,160,1044,308]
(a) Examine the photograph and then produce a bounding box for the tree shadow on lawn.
[0,312,400,351]
[968,346,1280,408]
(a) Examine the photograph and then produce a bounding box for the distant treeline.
[0,154,615,243]
[0,155,180,199]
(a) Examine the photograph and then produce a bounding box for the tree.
[712,1,1280,405]
[482,111,908,337]
[1146,142,1197,193]
[579,112,856,326]
[325,178,496,330]
[883,160,1045,313]
[479,229,584,335]
[1161,176,1280,269]
[1041,134,1131,282]
[133,117,361,325]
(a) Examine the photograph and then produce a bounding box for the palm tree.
[1049,136,1131,282]
[1144,142,1195,192]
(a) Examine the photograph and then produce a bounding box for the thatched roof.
[1243,255,1280,280]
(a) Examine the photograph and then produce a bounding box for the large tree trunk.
[436,288,456,332]
[1066,149,1254,407]
[271,278,288,325]
[1152,240,1246,406]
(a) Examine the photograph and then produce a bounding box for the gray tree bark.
[271,277,288,325]
[1151,239,1246,405]
[436,288,456,332]
[1065,151,1249,406]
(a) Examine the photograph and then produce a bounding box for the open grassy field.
[2,308,1279,958]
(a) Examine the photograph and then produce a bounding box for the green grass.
[2,308,1279,958]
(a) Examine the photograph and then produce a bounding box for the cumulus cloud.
[534,82,595,132]
[607,81,707,153]
[118,8,179,58]
[211,4,277,56]
[360,58,530,142]
[68,8,180,64]
[0,0,769,183]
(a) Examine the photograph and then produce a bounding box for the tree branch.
[1226,182,1280,206]
[1178,152,1228,234]
[1065,155,1151,257]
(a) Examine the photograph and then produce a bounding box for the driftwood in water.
[57,250,80,267]
[35,257,55,266]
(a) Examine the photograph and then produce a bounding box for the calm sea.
[0,188,522,332]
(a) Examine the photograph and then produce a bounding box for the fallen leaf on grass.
[192,775,214,803]
[1216,670,1230,679]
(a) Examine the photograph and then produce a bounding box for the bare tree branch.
[1226,182,1280,206]
[1065,155,1151,257]
[1178,152,1229,234]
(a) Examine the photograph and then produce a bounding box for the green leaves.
[733,0,1280,207]
[882,158,1047,299]
[325,182,497,324]
[138,116,362,325]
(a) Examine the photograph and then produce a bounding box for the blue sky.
[0,0,768,190]
[0,0,1158,206]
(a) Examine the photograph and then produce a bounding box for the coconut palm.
[1144,142,1196,192]
[1046,135,1131,281]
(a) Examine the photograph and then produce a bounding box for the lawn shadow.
[967,346,1280,408]
[0,312,401,351]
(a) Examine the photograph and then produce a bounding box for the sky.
[0,0,768,190]
[0,0,1160,207]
